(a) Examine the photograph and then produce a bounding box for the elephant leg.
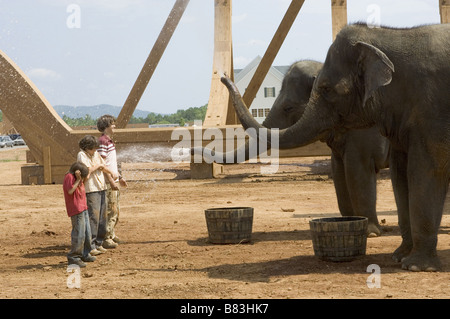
[390,149,412,262]
[343,155,381,237]
[400,149,447,272]
[331,153,354,217]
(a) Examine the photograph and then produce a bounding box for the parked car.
[0,135,14,148]
[9,134,21,141]
[8,134,25,146]
[13,137,26,146]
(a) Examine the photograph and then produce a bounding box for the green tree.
[61,104,208,127]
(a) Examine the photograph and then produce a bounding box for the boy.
[63,162,95,267]
[77,135,117,256]
[97,115,127,249]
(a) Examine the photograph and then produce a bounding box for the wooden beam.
[331,0,347,40]
[0,49,80,167]
[440,0,450,23]
[43,146,52,184]
[225,43,238,125]
[116,0,190,128]
[241,0,305,109]
[204,0,234,127]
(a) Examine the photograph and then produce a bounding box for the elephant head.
[262,60,322,129]
[222,28,394,151]
[192,60,322,163]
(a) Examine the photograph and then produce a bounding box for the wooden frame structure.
[0,0,447,184]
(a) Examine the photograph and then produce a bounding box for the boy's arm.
[67,171,82,195]
[101,166,118,181]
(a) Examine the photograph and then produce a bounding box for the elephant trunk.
[191,139,253,164]
[221,75,332,150]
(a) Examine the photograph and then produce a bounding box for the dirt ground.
[0,147,449,300]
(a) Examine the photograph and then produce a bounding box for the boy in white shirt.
[77,135,117,256]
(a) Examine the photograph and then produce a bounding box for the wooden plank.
[441,0,450,23]
[331,0,347,40]
[241,0,305,108]
[116,0,190,128]
[204,0,234,127]
[71,126,331,157]
[43,146,52,184]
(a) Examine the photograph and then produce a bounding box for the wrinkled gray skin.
[194,60,389,236]
[222,23,450,272]
[264,61,389,237]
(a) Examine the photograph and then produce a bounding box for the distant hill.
[53,104,153,119]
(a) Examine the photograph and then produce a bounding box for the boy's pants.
[67,210,92,264]
[105,185,120,241]
[86,190,107,250]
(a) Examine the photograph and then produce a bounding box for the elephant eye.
[319,85,336,101]
[320,86,333,94]
[284,105,294,113]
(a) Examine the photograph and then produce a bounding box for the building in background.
[234,56,290,124]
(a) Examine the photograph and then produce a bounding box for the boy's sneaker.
[97,246,107,253]
[112,236,122,244]
[103,239,118,249]
[69,260,86,268]
[82,255,97,262]
[90,249,102,256]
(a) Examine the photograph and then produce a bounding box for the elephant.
[264,61,390,237]
[195,60,389,237]
[221,23,450,272]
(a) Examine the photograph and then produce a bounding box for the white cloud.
[27,68,62,80]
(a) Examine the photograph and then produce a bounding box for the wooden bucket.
[309,216,368,262]
[205,207,253,244]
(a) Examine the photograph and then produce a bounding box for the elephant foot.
[367,223,382,238]
[392,242,412,263]
[401,252,441,272]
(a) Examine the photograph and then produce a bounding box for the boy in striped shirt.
[97,115,128,249]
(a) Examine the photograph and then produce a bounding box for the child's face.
[85,148,96,156]
[105,123,115,135]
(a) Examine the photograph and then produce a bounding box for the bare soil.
[0,147,449,300]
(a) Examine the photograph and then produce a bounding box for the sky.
[0,0,441,115]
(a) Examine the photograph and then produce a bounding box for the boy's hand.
[119,178,128,188]
[110,181,119,191]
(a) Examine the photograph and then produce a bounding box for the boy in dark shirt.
[63,162,96,267]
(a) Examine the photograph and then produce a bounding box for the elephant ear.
[355,41,394,106]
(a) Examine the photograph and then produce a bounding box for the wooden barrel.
[205,207,253,244]
[309,216,368,262]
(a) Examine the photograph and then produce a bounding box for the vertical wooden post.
[241,0,305,109]
[440,0,450,23]
[116,0,190,128]
[331,0,347,41]
[43,146,52,184]
[204,0,234,127]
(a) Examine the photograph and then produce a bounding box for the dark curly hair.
[79,135,98,151]
[97,114,116,132]
[68,162,89,178]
